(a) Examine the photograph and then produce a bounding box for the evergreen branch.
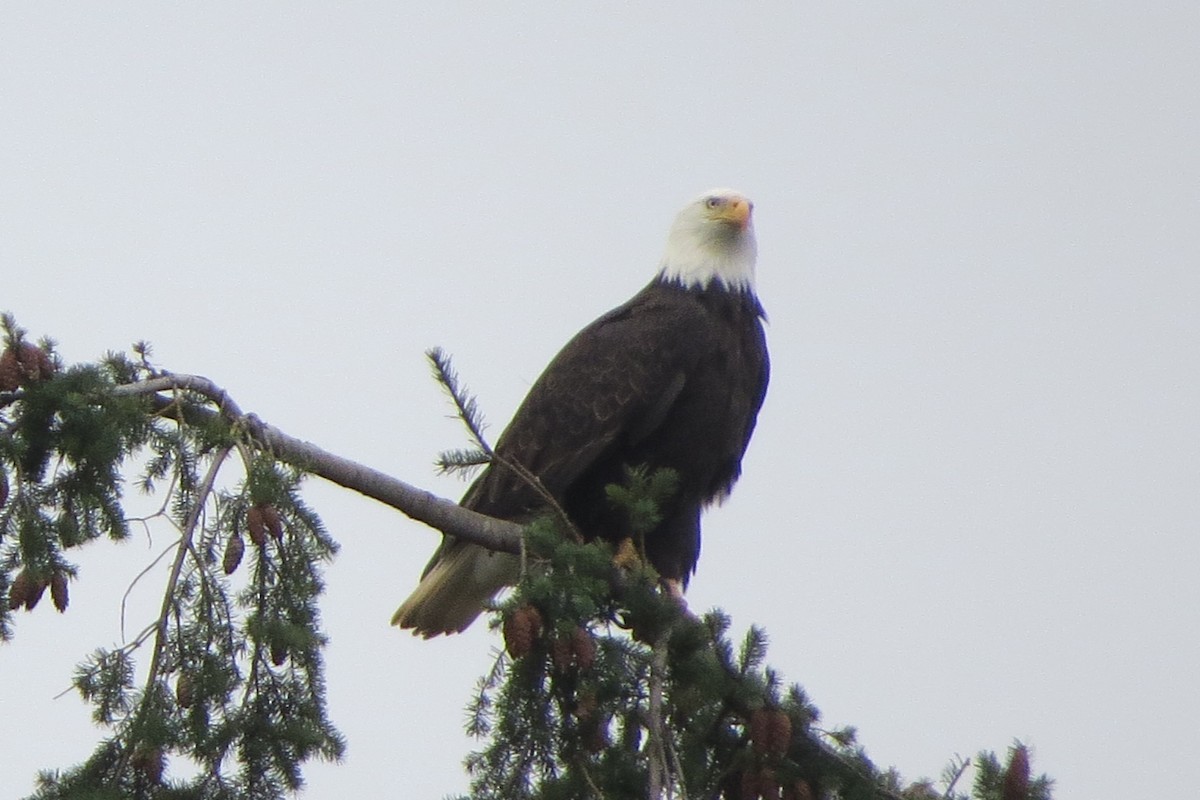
[942,756,971,799]
[148,444,230,673]
[117,443,232,777]
[436,447,491,476]
[0,330,1056,799]
[427,347,492,457]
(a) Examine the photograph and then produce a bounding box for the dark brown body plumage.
[395,188,766,636]
[462,276,769,583]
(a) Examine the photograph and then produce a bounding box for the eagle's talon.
[612,537,643,571]
[661,577,690,615]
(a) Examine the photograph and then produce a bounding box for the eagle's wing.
[466,287,706,516]
[393,285,709,636]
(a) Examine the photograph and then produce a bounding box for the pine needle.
[427,347,492,455]
[436,447,491,477]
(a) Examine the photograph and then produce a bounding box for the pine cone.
[784,780,815,800]
[24,574,48,611]
[260,504,284,542]
[749,708,772,758]
[739,768,761,800]
[247,505,268,546]
[766,710,792,758]
[8,570,32,610]
[50,572,69,612]
[270,639,288,666]
[0,349,19,392]
[130,744,165,784]
[15,342,51,384]
[758,767,780,799]
[749,708,791,760]
[1003,744,1031,800]
[551,633,575,673]
[223,532,245,574]
[570,626,597,672]
[502,605,543,659]
[176,673,195,708]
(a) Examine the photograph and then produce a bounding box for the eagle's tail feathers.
[391,544,518,638]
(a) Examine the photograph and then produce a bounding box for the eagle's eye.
[705,197,722,210]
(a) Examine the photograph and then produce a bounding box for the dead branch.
[112,374,523,554]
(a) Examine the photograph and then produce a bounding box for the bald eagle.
[393,189,769,637]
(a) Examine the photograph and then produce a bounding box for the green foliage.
[435,447,492,478]
[1,349,154,639]
[459,474,1055,800]
[2,323,1054,800]
[1,317,343,799]
[604,465,679,546]
[428,346,491,459]
[968,744,1053,800]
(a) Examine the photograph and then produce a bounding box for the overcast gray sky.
[2,4,1197,799]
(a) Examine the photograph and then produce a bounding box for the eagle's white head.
[658,188,757,293]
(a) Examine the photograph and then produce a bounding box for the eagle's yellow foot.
[661,577,684,602]
[612,537,643,571]
[661,577,690,614]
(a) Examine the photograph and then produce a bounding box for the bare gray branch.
[114,374,523,554]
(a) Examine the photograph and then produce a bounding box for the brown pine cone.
[261,504,284,542]
[502,605,543,659]
[8,570,32,610]
[766,710,792,758]
[15,342,52,384]
[0,349,19,392]
[50,572,69,612]
[739,768,761,800]
[130,745,165,784]
[749,707,772,758]
[247,505,268,546]
[551,633,575,672]
[24,574,48,611]
[223,532,245,574]
[176,673,195,708]
[783,779,815,800]
[758,767,780,799]
[570,626,597,673]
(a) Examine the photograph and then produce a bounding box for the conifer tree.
[0,314,1054,799]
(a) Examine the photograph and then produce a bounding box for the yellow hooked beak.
[711,196,752,229]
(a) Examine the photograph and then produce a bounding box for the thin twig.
[943,756,971,799]
[426,349,583,544]
[109,442,232,777]
[145,443,229,676]
[120,537,181,644]
[143,444,232,704]
[493,454,585,544]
